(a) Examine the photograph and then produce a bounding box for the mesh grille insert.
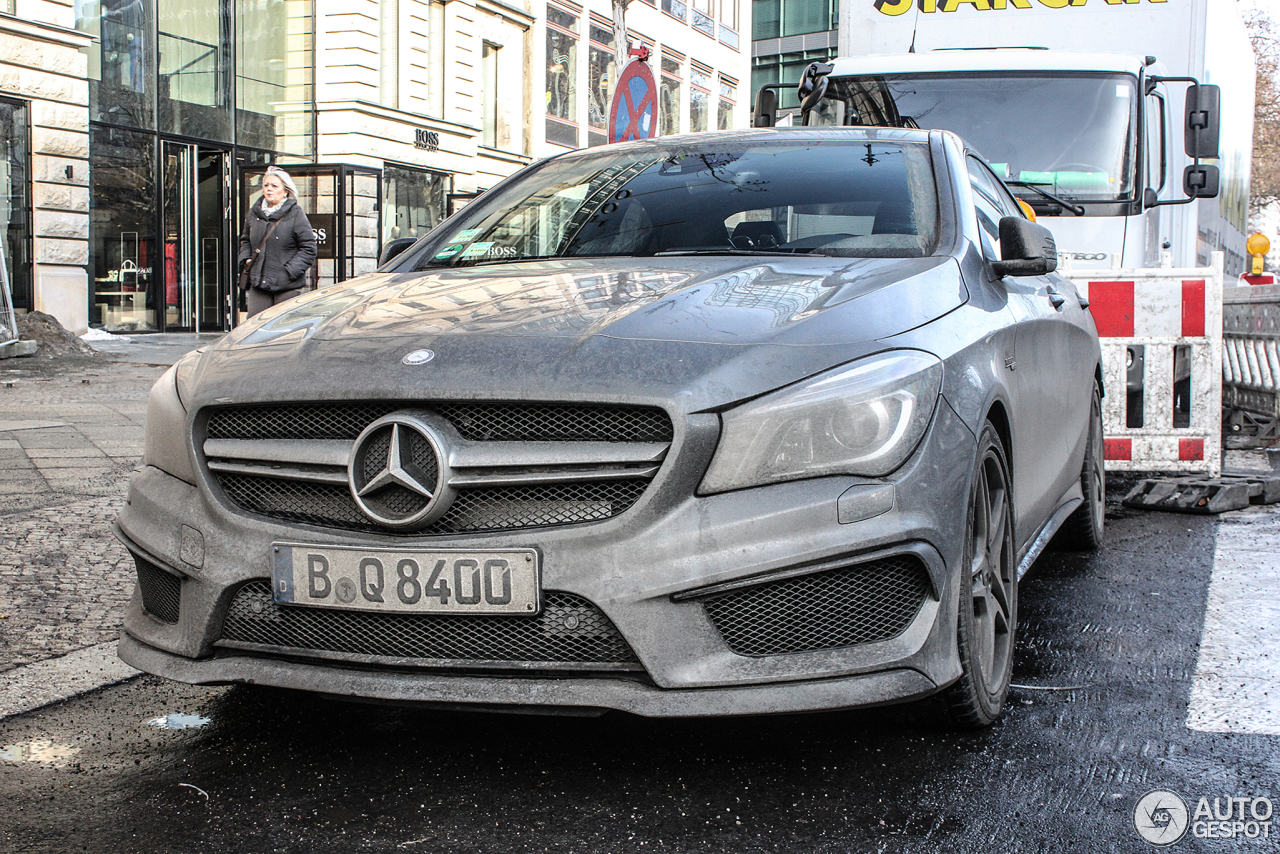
[216,474,650,536]
[220,580,641,667]
[207,402,674,443]
[134,554,181,624]
[701,556,931,657]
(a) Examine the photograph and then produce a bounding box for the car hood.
[190,255,965,413]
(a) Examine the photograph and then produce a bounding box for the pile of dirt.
[15,311,103,361]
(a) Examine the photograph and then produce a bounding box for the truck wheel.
[1053,384,1105,552]
[939,422,1016,729]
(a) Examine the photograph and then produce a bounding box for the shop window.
[90,125,158,332]
[0,97,31,313]
[660,55,682,136]
[546,4,579,147]
[383,165,450,245]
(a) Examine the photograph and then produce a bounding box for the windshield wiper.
[653,248,816,257]
[1005,181,1086,217]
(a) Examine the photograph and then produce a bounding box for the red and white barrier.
[1071,252,1224,475]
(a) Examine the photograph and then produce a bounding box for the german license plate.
[271,543,540,615]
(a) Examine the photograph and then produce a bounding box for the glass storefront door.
[162,141,230,331]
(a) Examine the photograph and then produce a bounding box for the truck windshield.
[805,72,1138,207]
[403,137,940,268]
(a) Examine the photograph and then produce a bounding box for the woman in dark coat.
[237,166,318,317]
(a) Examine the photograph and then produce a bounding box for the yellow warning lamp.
[1247,232,1270,275]
[1016,199,1037,222]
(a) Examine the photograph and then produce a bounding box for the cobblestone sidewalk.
[0,359,166,673]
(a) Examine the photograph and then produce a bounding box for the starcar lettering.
[874,0,1164,15]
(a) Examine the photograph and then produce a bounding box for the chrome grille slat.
[203,402,672,534]
[219,580,643,668]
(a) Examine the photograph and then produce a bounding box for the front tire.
[1053,383,1105,551]
[940,422,1017,729]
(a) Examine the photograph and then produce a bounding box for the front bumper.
[116,399,976,717]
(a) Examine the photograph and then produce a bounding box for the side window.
[968,156,1018,262]
[1145,92,1167,193]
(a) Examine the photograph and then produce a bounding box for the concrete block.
[33,181,89,212]
[33,209,88,240]
[31,100,90,133]
[0,341,39,360]
[34,237,88,266]
[33,155,90,186]
[31,127,90,158]
[34,264,89,334]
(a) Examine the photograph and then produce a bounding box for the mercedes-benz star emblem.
[402,349,435,365]
[348,411,455,530]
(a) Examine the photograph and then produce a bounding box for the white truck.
[753,0,1255,276]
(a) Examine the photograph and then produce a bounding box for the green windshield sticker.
[434,243,465,259]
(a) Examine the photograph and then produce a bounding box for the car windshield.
[403,137,940,269]
[804,72,1138,205]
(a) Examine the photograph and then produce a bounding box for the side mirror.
[378,237,418,267]
[1183,164,1220,198]
[991,216,1058,278]
[1184,84,1220,159]
[753,87,778,128]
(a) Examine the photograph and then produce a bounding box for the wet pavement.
[1,338,1278,852]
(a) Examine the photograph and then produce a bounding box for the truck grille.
[700,555,931,657]
[218,580,643,670]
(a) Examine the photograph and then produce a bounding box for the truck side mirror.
[1183,164,1220,198]
[991,216,1058,278]
[753,88,778,128]
[1184,84,1220,159]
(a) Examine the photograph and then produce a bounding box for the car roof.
[553,127,939,157]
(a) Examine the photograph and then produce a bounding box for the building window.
[719,0,739,49]
[692,0,714,37]
[661,0,686,22]
[78,0,158,130]
[718,77,736,129]
[587,19,615,147]
[381,0,401,108]
[546,4,579,147]
[754,0,836,41]
[158,0,232,141]
[236,0,315,156]
[0,97,31,312]
[482,41,499,147]
[689,65,711,132]
[660,54,682,136]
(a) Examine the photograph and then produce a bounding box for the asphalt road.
[4,493,1278,854]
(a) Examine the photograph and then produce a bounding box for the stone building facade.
[1,0,94,333]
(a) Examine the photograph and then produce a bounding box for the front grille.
[207,402,674,443]
[701,556,931,657]
[219,580,642,669]
[134,554,181,624]
[204,402,672,535]
[217,474,651,536]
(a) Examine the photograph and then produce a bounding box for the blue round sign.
[608,60,657,144]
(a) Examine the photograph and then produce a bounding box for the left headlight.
[699,350,943,494]
[141,349,201,484]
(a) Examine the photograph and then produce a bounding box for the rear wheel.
[940,423,1017,729]
[1053,384,1105,551]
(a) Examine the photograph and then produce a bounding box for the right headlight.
[699,350,943,494]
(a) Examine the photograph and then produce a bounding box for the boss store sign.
[415,129,440,151]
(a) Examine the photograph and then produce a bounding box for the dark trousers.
[245,286,305,318]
